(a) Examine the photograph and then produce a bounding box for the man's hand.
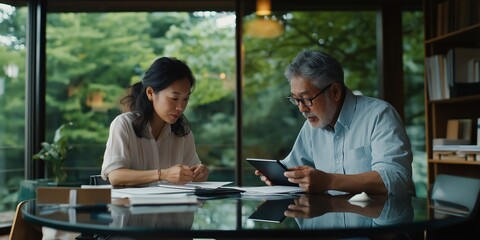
[284,193,385,219]
[284,166,331,193]
[284,194,335,218]
[255,170,273,186]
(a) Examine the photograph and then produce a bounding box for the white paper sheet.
[158,181,232,190]
[111,181,233,198]
[112,186,194,198]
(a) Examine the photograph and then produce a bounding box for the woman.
[101,57,209,186]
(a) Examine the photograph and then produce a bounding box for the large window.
[0,3,26,225]
[0,4,26,226]
[45,11,236,183]
[402,11,426,197]
[242,10,379,185]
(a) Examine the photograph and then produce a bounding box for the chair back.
[9,200,42,240]
[431,174,480,217]
[89,174,110,185]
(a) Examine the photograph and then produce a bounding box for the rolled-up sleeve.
[101,116,131,180]
[371,107,413,196]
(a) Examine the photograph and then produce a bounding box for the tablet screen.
[246,158,297,186]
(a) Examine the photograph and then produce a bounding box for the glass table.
[22,193,470,239]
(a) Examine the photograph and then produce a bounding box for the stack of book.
[433,144,480,161]
[435,0,480,37]
[425,48,480,100]
[432,118,480,161]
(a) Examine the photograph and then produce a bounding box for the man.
[256,50,414,196]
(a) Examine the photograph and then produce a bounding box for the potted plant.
[17,123,74,204]
[33,122,73,183]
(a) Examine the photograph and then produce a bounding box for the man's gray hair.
[284,50,345,89]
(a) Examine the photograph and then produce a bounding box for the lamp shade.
[256,0,272,16]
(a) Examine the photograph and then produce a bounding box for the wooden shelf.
[428,95,480,105]
[428,159,480,165]
[425,22,480,44]
[423,0,480,191]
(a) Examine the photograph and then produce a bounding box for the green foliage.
[45,12,156,145]
[0,9,28,212]
[33,123,73,182]
[162,12,236,107]
[243,11,378,96]
[403,11,426,196]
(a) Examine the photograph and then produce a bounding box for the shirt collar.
[335,89,356,130]
[146,121,172,140]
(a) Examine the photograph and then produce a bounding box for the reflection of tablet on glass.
[246,158,297,186]
[248,198,295,223]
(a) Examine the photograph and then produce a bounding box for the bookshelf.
[424,0,480,192]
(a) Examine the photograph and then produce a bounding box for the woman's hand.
[190,164,209,182]
[161,164,194,184]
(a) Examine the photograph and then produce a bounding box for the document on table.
[158,181,233,190]
[111,181,232,198]
[112,186,193,198]
[127,194,198,206]
[81,185,113,189]
[110,194,199,214]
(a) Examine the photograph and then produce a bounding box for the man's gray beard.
[303,107,335,129]
[302,112,313,119]
[303,112,324,129]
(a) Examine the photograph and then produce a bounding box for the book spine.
[477,118,480,146]
[477,118,480,161]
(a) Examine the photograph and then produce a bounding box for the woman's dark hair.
[121,57,196,138]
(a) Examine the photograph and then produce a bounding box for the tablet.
[246,158,297,186]
[248,198,295,223]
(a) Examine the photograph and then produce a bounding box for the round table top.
[22,194,469,239]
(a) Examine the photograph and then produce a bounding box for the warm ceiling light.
[244,17,284,39]
[256,0,271,16]
[245,0,284,38]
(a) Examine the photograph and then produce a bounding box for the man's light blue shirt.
[283,90,414,196]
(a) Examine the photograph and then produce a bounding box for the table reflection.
[23,194,467,239]
[109,204,196,229]
[283,193,413,230]
[96,205,196,240]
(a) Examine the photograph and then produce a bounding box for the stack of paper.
[158,181,232,190]
[110,195,199,215]
[128,194,198,206]
[111,181,233,199]
[112,186,193,198]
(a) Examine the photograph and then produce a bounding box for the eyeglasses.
[286,83,334,107]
